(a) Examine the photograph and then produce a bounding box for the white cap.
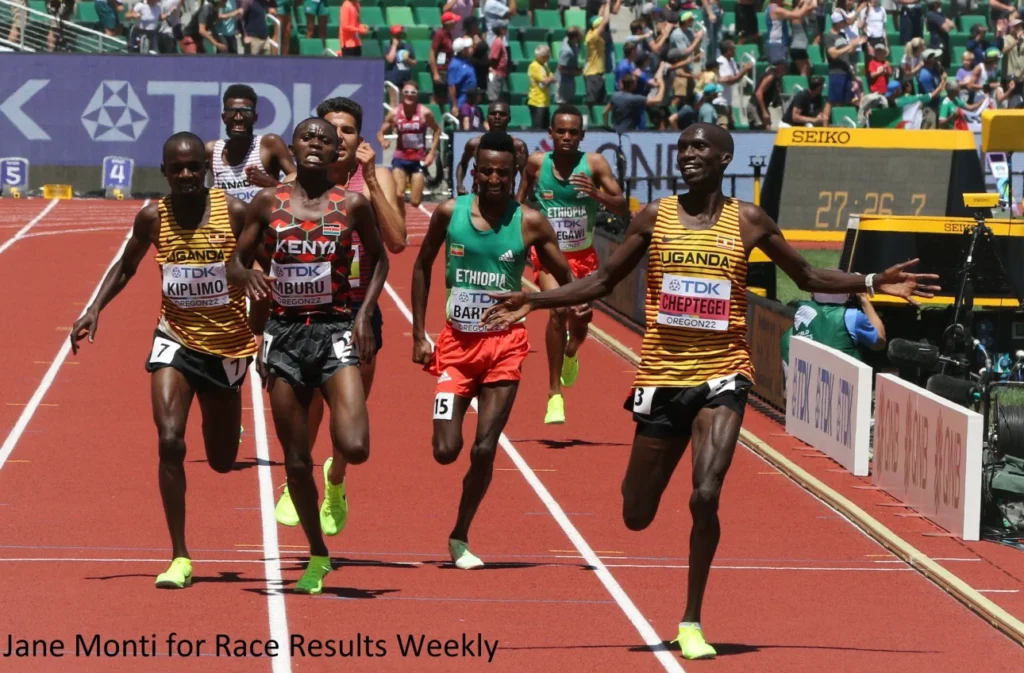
[452,37,473,54]
[831,10,847,23]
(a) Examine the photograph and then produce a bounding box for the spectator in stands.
[483,0,515,46]
[242,0,271,54]
[764,0,807,67]
[430,13,459,106]
[464,18,491,92]
[487,23,509,103]
[338,0,368,55]
[781,75,827,126]
[527,43,555,127]
[716,39,752,125]
[444,0,476,38]
[925,0,953,68]
[966,24,997,67]
[990,0,1015,36]
[670,11,705,106]
[701,0,723,68]
[1003,18,1024,79]
[185,0,224,52]
[127,0,167,52]
[584,4,611,105]
[46,0,75,51]
[586,0,620,71]
[938,80,987,127]
[94,0,122,37]
[448,37,478,114]
[460,87,486,129]
[898,0,924,44]
[557,26,583,104]
[8,0,27,45]
[215,0,242,53]
[385,26,415,107]
[304,0,327,40]
[604,64,667,132]
[780,292,887,378]
[695,82,724,124]
[892,71,946,127]
[901,37,925,78]
[917,47,944,126]
[813,0,828,47]
[268,0,289,54]
[860,0,888,57]
[158,0,184,52]
[736,0,759,45]
[615,42,639,87]
[957,49,978,87]
[825,10,866,106]
[788,0,816,78]
[748,58,784,129]
[867,44,893,95]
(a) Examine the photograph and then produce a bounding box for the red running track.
[0,198,1021,673]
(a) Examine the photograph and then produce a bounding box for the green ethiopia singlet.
[445,195,527,333]
[534,151,597,253]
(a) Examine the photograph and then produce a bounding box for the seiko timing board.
[760,128,987,240]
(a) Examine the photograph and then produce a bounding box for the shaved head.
[163,132,205,163]
[293,117,338,144]
[680,123,734,155]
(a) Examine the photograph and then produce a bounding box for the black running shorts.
[144,330,251,392]
[623,374,754,438]
[262,315,360,388]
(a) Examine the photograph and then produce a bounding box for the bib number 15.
[632,386,655,415]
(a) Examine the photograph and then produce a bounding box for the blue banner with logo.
[0,54,383,168]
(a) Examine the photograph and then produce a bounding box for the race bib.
[632,386,655,415]
[222,357,246,385]
[270,261,332,307]
[331,329,354,361]
[161,263,229,309]
[551,216,588,252]
[656,274,732,331]
[149,336,182,364]
[433,392,455,420]
[401,131,425,150]
[448,288,502,333]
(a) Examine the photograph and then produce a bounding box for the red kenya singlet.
[263,184,355,318]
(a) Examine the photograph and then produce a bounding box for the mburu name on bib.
[449,288,503,333]
[657,273,731,331]
[162,262,229,309]
[552,216,588,251]
[271,261,332,307]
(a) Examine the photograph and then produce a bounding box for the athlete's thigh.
[688,404,743,491]
[621,430,689,507]
[196,386,243,467]
[473,380,519,449]
[319,365,368,448]
[267,375,315,455]
[409,170,425,194]
[432,393,474,454]
[360,359,377,398]
[151,366,196,435]
[392,167,408,192]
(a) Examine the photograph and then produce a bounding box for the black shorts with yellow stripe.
[144,330,251,393]
[623,373,753,438]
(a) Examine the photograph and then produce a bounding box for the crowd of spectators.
[15,0,1024,129]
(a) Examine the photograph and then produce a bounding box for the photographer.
[47,0,75,51]
[781,291,887,378]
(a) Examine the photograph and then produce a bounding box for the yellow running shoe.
[155,557,193,589]
[319,457,348,536]
[294,555,332,594]
[275,485,299,527]
[560,352,579,387]
[673,624,717,660]
[448,538,484,569]
[545,394,565,424]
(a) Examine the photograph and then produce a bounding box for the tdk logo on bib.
[668,278,723,296]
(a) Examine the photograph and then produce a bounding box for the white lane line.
[249,369,292,673]
[0,198,59,256]
[21,226,126,239]
[383,281,686,673]
[0,201,147,473]
[603,564,914,572]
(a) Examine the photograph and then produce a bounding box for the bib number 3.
[632,386,655,415]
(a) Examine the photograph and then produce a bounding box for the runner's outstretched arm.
[743,202,941,304]
[482,201,657,328]
[515,151,544,204]
[411,199,455,364]
[227,187,275,301]
[70,204,157,353]
[455,137,479,195]
[348,191,389,364]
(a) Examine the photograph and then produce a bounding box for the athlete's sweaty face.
[487,104,511,133]
[677,124,732,186]
[291,120,339,170]
[474,149,516,200]
[223,97,256,138]
[549,113,584,154]
[321,111,361,167]
[162,143,206,195]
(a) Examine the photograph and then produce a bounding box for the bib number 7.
[632,386,655,415]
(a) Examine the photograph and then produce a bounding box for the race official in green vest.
[781,292,887,376]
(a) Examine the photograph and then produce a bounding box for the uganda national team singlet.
[263,184,356,319]
[445,195,527,332]
[154,188,257,358]
[393,104,428,163]
[636,197,752,388]
[211,136,276,203]
[533,152,597,254]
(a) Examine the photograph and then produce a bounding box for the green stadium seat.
[510,105,532,129]
[76,1,100,25]
[299,38,326,55]
[362,39,384,58]
[416,72,434,102]
[959,14,988,34]
[735,43,760,65]
[721,11,736,34]
[404,26,431,40]
[564,8,586,31]
[410,39,432,61]
[325,38,340,52]
[831,106,858,127]
[523,40,548,59]
[613,42,624,61]
[386,7,415,27]
[782,74,808,95]
[411,0,436,6]
[509,13,530,29]
[509,41,525,62]
[415,7,441,26]
[720,0,738,10]
[362,0,380,5]
[522,26,551,42]
[534,9,564,29]
[590,105,608,128]
[362,7,385,26]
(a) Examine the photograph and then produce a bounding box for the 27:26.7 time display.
[814,191,929,230]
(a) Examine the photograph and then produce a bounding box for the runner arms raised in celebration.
[517,104,627,424]
[205,84,296,202]
[70,132,257,590]
[454,102,528,195]
[271,97,408,530]
[228,117,389,594]
[411,131,581,569]
[483,123,940,660]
